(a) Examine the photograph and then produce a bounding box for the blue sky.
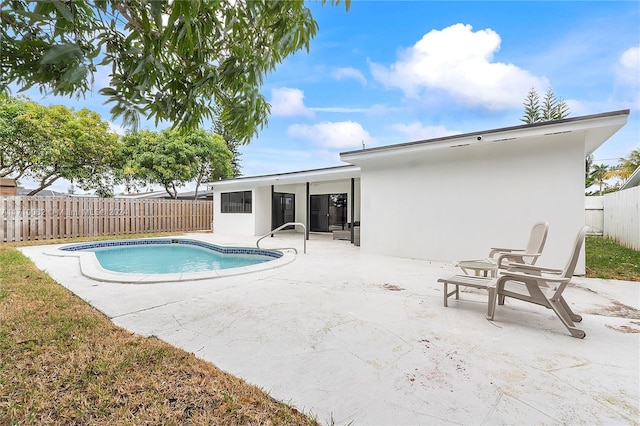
[17,1,640,192]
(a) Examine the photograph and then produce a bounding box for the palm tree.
[590,163,610,195]
[606,149,640,182]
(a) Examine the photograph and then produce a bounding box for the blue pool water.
[61,239,280,274]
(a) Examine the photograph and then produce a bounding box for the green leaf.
[52,0,75,23]
[40,43,83,65]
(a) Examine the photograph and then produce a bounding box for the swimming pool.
[48,238,294,283]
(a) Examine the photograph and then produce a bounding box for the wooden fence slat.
[0,196,214,242]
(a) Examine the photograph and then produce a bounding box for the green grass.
[0,235,318,425]
[585,235,640,281]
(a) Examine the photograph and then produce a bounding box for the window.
[221,191,252,213]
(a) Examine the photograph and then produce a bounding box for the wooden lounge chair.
[487,226,588,339]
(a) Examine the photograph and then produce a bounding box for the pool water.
[89,244,271,274]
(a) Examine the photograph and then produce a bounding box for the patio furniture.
[457,260,498,277]
[487,221,549,268]
[332,230,351,240]
[332,224,360,246]
[437,274,496,316]
[438,222,548,315]
[456,221,549,275]
[487,226,588,339]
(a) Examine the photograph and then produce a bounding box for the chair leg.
[442,282,460,307]
[486,285,497,320]
[558,296,582,322]
[443,282,448,307]
[547,297,586,339]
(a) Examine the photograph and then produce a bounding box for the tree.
[521,87,541,124]
[0,95,120,194]
[585,154,594,189]
[0,95,43,180]
[118,129,232,199]
[589,163,610,195]
[606,149,640,182]
[521,87,570,123]
[212,105,242,177]
[1,0,349,143]
[188,131,233,199]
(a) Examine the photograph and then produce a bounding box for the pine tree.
[521,87,570,123]
[521,87,541,124]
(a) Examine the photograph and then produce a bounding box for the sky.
[14,1,640,193]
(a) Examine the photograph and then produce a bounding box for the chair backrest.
[524,221,549,265]
[561,226,589,278]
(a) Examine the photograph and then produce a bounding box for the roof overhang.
[621,166,640,190]
[340,110,630,165]
[207,165,361,190]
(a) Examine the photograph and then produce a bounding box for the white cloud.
[332,67,367,86]
[309,106,371,113]
[270,87,314,118]
[108,122,127,135]
[287,121,374,149]
[620,45,640,70]
[617,45,640,86]
[370,23,548,110]
[389,122,460,142]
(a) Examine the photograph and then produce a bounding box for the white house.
[209,110,630,274]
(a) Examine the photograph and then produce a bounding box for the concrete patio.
[20,232,640,425]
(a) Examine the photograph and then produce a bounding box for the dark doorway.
[310,193,347,232]
[272,192,295,230]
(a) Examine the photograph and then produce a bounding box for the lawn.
[0,236,318,425]
[585,235,640,281]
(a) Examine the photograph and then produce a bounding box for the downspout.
[306,182,310,240]
[271,185,274,237]
[350,177,355,244]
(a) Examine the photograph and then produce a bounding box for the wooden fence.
[1,196,213,242]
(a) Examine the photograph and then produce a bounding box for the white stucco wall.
[212,188,257,236]
[358,133,587,273]
[254,186,272,236]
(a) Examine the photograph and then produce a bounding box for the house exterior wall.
[213,177,361,237]
[254,186,272,236]
[309,179,361,223]
[212,187,258,236]
[359,133,587,273]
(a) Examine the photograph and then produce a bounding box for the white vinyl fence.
[585,196,604,236]
[586,186,640,251]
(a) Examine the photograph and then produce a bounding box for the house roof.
[208,165,360,189]
[621,166,640,190]
[340,110,630,164]
[16,188,67,197]
[207,110,629,188]
[115,190,213,200]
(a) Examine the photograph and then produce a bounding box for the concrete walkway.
[20,233,640,425]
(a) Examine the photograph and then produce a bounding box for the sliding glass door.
[310,193,347,232]
[272,192,295,230]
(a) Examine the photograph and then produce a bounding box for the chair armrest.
[488,247,525,257]
[498,270,570,284]
[496,253,541,268]
[506,262,563,274]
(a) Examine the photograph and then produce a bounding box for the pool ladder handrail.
[256,222,306,254]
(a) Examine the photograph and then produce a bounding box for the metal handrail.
[256,222,307,254]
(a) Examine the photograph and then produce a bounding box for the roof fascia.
[340,110,630,164]
[207,165,360,189]
[621,167,640,190]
